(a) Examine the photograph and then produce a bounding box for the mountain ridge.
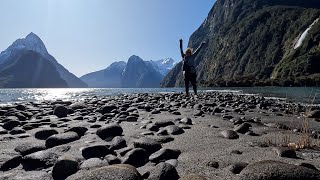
[80,61,126,88]
[0,49,69,88]
[121,55,163,88]
[0,33,87,88]
[81,56,174,88]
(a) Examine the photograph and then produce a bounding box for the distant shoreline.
[0,87,319,105]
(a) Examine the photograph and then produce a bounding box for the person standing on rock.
[180,38,206,96]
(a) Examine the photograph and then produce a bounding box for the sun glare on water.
[25,88,92,102]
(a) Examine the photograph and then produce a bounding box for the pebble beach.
[1,92,320,180]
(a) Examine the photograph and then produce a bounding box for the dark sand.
[0,92,320,179]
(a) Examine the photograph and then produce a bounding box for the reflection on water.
[0,88,185,103]
[0,87,319,104]
[28,88,92,101]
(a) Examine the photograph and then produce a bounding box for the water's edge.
[0,87,319,105]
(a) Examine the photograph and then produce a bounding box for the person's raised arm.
[192,41,206,57]
[179,39,185,59]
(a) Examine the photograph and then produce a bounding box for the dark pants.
[184,72,197,95]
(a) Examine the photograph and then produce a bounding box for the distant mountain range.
[81,56,175,88]
[161,0,320,87]
[0,33,177,88]
[0,33,87,88]
[80,61,126,88]
[149,58,176,76]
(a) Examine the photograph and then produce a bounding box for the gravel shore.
[0,92,320,180]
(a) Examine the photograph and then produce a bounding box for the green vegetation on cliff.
[161,0,320,87]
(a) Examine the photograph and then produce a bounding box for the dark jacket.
[180,42,204,74]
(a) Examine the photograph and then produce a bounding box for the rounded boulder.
[239,160,320,180]
[66,164,142,180]
[96,123,123,140]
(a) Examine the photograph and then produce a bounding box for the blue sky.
[0,0,215,76]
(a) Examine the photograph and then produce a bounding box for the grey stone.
[2,116,19,123]
[231,150,243,155]
[15,104,26,111]
[153,136,174,143]
[220,130,239,139]
[96,123,123,139]
[90,124,101,128]
[104,154,121,165]
[22,151,59,170]
[207,161,219,168]
[70,102,86,110]
[0,127,8,134]
[52,156,79,180]
[149,148,181,163]
[132,137,162,154]
[110,136,127,150]
[5,111,26,121]
[180,117,192,125]
[3,120,20,130]
[99,105,117,114]
[80,158,109,170]
[172,111,181,115]
[53,105,69,118]
[22,146,71,170]
[163,125,184,135]
[45,132,80,148]
[193,104,203,109]
[66,126,88,136]
[141,131,154,135]
[297,162,319,171]
[151,110,161,114]
[178,124,191,129]
[272,147,297,158]
[148,162,179,180]
[156,129,169,136]
[126,116,138,122]
[122,148,149,168]
[14,143,46,156]
[35,128,59,140]
[234,123,252,134]
[0,155,22,171]
[66,164,142,180]
[146,123,160,132]
[227,162,248,174]
[117,147,134,156]
[154,120,175,127]
[194,110,204,116]
[165,159,178,167]
[82,145,112,159]
[9,127,26,135]
[239,160,320,180]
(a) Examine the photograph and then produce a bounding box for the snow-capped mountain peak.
[9,32,48,56]
[149,58,176,76]
[0,33,88,88]
[161,58,175,65]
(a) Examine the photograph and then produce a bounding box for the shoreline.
[0,87,319,105]
[0,92,320,179]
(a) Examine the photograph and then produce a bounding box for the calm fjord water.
[0,87,319,104]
